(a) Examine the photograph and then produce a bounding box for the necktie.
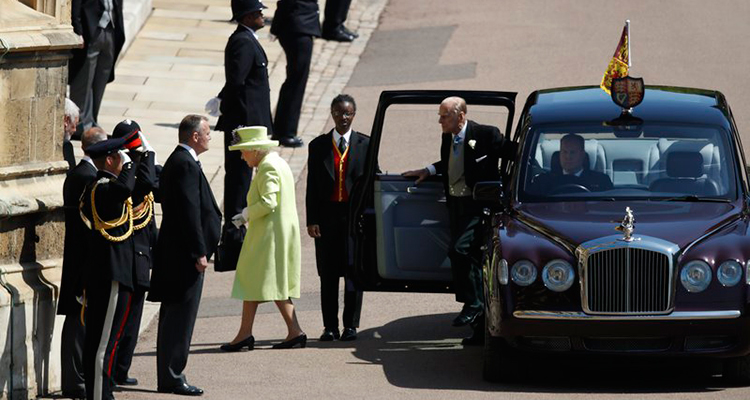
[338,137,347,154]
[196,159,202,169]
[452,135,462,155]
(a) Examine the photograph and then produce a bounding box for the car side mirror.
[473,181,504,205]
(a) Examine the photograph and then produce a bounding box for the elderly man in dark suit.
[403,96,511,334]
[149,114,221,396]
[216,0,272,268]
[69,0,125,131]
[306,95,370,342]
[270,0,321,148]
[58,127,107,398]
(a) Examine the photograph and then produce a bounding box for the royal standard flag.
[600,22,630,94]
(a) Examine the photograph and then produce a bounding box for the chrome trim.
[513,310,741,321]
[577,234,680,315]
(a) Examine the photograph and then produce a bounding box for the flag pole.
[626,20,631,67]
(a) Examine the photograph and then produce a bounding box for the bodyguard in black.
[216,0,272,258]
[79,133,153,400]
[59,128,107,398]
[306,95,368,342]
[403,96,510,331]
[270,0,321,148]
[149,115,221,396]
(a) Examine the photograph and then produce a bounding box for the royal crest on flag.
[600,22,630,95]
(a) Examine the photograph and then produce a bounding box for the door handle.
[407,187,443,195]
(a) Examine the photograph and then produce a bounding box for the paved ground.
[60,0,750,399]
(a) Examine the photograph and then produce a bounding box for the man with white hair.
[63,98,81,169]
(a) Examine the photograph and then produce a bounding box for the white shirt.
[426,123,467,176]
[240,24,260,40]
[82,155,96,170]
[178,143,200,162]
[332,128,352,149]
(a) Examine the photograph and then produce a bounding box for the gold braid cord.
[89,180,134,242]
[132,192,154,231]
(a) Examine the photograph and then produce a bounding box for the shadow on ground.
[346,313,738,394]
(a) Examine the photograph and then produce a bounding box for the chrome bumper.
[513,310,741,321]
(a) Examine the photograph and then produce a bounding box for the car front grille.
[585,247,672,314]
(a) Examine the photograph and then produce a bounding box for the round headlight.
[718,260,742,287]
[511,260,537,286]
[680,260,712,293]
[542,259,575,292]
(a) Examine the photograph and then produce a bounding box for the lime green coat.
[231,152,301,301]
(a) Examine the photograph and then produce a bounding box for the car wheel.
[482,323,515,383]
[723,354,750,385]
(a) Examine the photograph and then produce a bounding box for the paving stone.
[138,31,189,41]
[146,16,201,27]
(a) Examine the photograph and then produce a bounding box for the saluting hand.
[307,225,321,238]
[195,256,208,272]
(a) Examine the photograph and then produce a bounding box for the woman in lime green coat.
[220,126,306,351]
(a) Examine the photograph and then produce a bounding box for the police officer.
[79,131,155,400]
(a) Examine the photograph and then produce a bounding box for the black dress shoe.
[114,376,138,386]
[319,329,340,341]
[452,307,482,327]
[272,334,307,349]
[277,136,304,148]
[220,335,254,352]
[158,383,204,396]
[340,327,357,341]
[342,26,359,38]
[322,28,355,42]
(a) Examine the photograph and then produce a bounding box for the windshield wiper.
[655,195,731,203]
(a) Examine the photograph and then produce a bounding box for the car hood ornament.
[615,207,636,241]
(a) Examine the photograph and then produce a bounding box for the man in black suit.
[149,114,221,396]
[69,0,125,131]
[403,96,510,330]
[530,134,613,195]
[79,131,154,400]
[216,0,271,266]
[321,0,358,42]
[306,95,368,342]
[58,127,107,399]
[270,0,321,148]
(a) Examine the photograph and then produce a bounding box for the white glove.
[205,97,222,117]
[231,207,249,228]
[139,132,155,153]
[119,150,132,164]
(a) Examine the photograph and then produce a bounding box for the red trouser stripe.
[106,292,132,376]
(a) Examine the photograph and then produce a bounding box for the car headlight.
[680,260,712,293]
[498,258,509,285]
[511,260,537,286]
[542,259,575,292]
[718,260,742,287]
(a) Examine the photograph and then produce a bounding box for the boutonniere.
[468,139,476,149]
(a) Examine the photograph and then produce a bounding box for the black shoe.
[272,334,307,349]
[158,383,204,396]
[276,136,304,148]
[322,27,355,42]
[340,327,357,341]
[319,329,340,341]
[452,307,482,327]
[61,389,86,399]
[220,335,254,352]
[114,376,138,386]
[342,26,359,38]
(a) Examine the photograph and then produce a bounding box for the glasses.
[332,111,355,118]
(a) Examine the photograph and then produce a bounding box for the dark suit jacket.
[432,120,509,202]
[59,159,98,315]
[306,130,370,275]
[531,169,614,194]
[129,151,158,290]
[69,0,125,83]
[215,26,273,134]
[148,146,221,303]
[271,0,322,38]
[80,161,139,290]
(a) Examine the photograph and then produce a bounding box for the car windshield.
[517,123,739,202]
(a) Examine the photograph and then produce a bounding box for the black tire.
[482,324,515,383]
[723,355,750,385]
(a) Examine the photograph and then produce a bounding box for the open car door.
[348,90,516,292]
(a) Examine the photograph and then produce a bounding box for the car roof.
[528,86,731,127]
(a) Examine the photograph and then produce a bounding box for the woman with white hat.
[221,126,306,351]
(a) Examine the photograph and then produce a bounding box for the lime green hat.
[228,126,279,150]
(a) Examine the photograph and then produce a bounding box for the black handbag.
[213,225,246,272]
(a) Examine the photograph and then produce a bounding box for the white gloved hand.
[231,207,249,228]
[119,150,132,164]
[139,131,155,153]
[205,97,222,117]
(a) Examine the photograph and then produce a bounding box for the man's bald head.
[441,96,467,115]
[438,96,467,134]
[82,127,108,154]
